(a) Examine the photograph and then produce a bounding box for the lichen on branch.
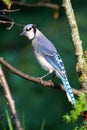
[62,0,87,90]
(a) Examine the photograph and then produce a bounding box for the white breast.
[34,51,54,73]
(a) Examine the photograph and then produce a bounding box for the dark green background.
[0,0,87,129]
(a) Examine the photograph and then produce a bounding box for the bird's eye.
[26,28,29,31]
[26,27,32,31]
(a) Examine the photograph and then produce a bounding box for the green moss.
[63,94,87,123]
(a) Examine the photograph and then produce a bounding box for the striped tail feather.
[61,78,75,107]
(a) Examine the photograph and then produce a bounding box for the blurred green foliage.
[0,0,87,130]
[5,109,13,130]
[63,94,87,123]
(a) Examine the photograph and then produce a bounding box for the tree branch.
[11,1,59,11]
[0,65,23,130]
[62,0,87,90]
[11,1,59,19]
[62,0,84,64]
[0,57,84,96]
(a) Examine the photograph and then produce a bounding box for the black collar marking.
[31,25,36,41]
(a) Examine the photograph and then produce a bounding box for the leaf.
[2,0,11,9]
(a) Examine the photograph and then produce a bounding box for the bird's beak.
[20,31,26,36]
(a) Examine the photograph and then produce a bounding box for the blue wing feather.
[37,44,67,79]
[45,53,67,79]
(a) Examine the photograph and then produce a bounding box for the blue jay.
[20,24,75,106]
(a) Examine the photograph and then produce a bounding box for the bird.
[20,24,75,107]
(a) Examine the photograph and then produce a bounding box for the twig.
[0,19,24,27]
[0,9,21,29]
[0,20,14,30]
[62,0,87,89]
[0,19,24,30]
[0,57,83,96]
[0,14,14,30]
[0,65,23,130]
[0,9,20,13]
[0,14,24,30]
[11,1,59,11]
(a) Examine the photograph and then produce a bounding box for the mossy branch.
[62,0,87,129]
[62,0,87,90]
